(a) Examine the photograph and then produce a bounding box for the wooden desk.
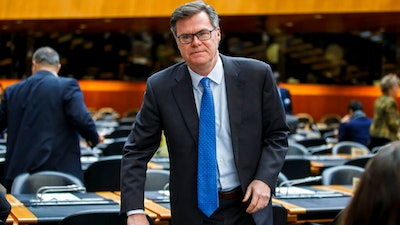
[6,194,38,225]
[113,192,171,225]
[272,185,353,224]
[306,155,351,175]
[6,191,170,225]
[143,186,352,225]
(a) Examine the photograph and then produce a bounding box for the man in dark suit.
[274,71,293,115]
[120,1,289,225]
[338,100,372,146]
[0,46,100,191]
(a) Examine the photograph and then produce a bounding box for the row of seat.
[10,159,170,194]
[279,164,365,187]
[288,139,371,155]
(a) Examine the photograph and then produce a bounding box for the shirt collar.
[189,56,223,89]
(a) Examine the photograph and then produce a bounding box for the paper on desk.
[275,186,316,195]
[39,193,80,201]
[158,190,170,196]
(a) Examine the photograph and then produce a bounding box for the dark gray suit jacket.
[121,54,289,225]
[0,71,99,190]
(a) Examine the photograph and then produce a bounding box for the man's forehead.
[175,12,212,34]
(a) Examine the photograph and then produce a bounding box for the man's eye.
[198,31,208,37]
[180,35,191,39]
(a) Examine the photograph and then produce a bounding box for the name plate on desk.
[275,186,345,199]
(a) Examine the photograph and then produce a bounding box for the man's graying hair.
[32,46,60,66]
[170,1,220,36]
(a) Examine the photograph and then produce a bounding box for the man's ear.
[56,64,61,73]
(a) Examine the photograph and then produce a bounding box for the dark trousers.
[202,195,256,225]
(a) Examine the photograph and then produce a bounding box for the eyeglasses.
[176,28,216,44]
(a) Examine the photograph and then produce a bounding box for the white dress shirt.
[189,57,240,191]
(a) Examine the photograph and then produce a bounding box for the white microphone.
[279,176,322,187]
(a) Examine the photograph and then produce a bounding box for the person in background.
[274,71,293,115]
[338,100,372,146]
[0,46,101,192]
[120,1,289,225]
[369,73,400,150]
[337,140,400,225]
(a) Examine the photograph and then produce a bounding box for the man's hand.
[127,213,150,225]
[242,180,271,214]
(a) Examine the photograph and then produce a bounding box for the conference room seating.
[98,138,126,156]
[281,157,312,180]
[295,113,314,129]
[370,142,390,154]
[145,169,170,191]
[92,107,120,121]
[11,171,85,194]
[58,209,154,225]
[118,117,135,126]
[276,172,290,187]
[272,204,288,225]
[319,114,341,129]
[287,142,310,156]
[344,155,374,168]
[296,138,327,149]
[104,125,132,139]
[84,155,122,192]
[321,165,364,185]
[331,141,370,155]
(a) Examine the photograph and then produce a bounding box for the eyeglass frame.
[175,27,217,44]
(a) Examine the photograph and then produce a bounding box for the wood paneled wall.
[2,79,397,122]
[1,0,399,19]
[280,83,383,122]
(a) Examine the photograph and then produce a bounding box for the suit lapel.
[221,55,244,162]
[171,65,199,143]
[170,56,245,152]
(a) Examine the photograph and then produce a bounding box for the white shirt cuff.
[127,209,145,216]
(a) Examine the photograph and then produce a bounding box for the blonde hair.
[380,73,400,94]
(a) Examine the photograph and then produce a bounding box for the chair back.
[321,165,364,185]
[276,172,290,187]
[344,155,374,168]
[145,169,170,191]
[104,126,132,139]
[11,171,84,194]
[295,138,326,149]
[58,209,154,225]
[84,155,122,192]
[287,142,310,156]
[332,141,369,155]
[272,204,288,225]
[295,113,314,128]
[281,158,312,180]
[101,139,126,156]
[320,114,341,129]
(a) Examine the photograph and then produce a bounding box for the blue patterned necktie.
[198,77,218,217]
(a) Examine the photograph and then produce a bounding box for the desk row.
[6,185,354,225]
